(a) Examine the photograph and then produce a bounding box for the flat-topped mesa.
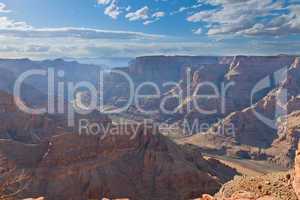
[231,55,295,65]
[128,56,231,82]
[225,55,295,106]
[227,55,294,74]
[294,142,300,199]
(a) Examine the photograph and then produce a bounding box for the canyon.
[0,55,299,199]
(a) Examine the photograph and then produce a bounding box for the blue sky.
[0,0,299,60]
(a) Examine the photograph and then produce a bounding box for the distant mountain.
[0,58,104,106]
[63,56,132,68]
[0,58,103,85]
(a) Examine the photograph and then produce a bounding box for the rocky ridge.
[0,124,236,200]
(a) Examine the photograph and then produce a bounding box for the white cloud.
[97,1,165,25]
[126,6,149,21]
[0,2,10,13]
[0,17,31,29]
[104,0,120,19]
[0,26,164,40]
[96,0,111,5]
[288,5,300,28]
[236,4,300,36]
[0,0,300,59]
[152,11,165,18]
[143,11,165,25]
[171,3,202,15]
[187,0,300,36]
[143,20,154,25]
[178,7,188,12]
[193,28,203,34]
[0,9,164,40]
[126,6,131,12]
[187,9,215,22]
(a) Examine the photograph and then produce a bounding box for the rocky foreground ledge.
[196,142,300,200]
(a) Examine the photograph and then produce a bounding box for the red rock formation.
[225,55,294,109]
[194,143,300,200]
[0,124,236,200]
[195,193,276,200]
[102,55,298,127]
[179,55,294,118]
[200,171,297,200]
[0,90,111,144]
[181,57,300,167]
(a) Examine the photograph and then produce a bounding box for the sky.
[0,0,299,60]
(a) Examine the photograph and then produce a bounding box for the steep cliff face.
[103,56,234,113]
[225,55,295,109]
[181,57,300,167]
[183,55,295,121]
[0,124,237,200]
[134,55,295,125]
[264,111,300,167]
[0,91,46,143]
[103,55,297,123]
[0,90,111,144]
[174,55,294,105]
[129,56,230,82]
